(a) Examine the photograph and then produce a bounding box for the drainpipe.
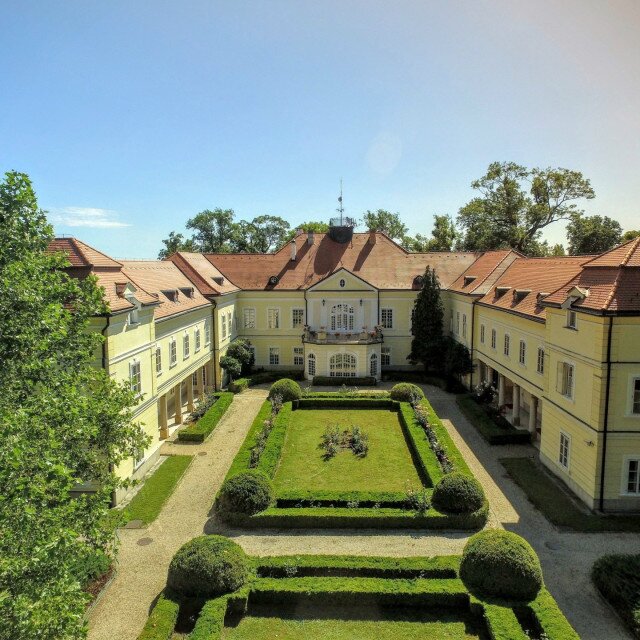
[211,300,218,390]
[599,315,614,512]
[469,297,476,390]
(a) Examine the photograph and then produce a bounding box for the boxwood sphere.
[218,470,274,514]
[268,378,302,402]
[389,383,425,403]
[432,472,486,514]
[167,535,248,597]
[460,530,543,601]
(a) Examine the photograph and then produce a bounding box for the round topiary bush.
[218,470,274,515]
[460,530,543,601]
[389,383,425,403]
[167,535,248,597]
[432,472,486,514]
[268,378,302,402]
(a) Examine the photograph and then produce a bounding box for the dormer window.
[513,289,531,303]
[463,276,477,287]
[162,289,179,302]
[179,287,194,298]
[213,276,225,286]
[495,286,510,299]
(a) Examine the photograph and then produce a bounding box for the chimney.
[369,230,377,245]
[307,230,315,245]
[290,239,297,261]
[295,227,303,237]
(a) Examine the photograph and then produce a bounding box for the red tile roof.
[49,237,123,268]
[448,250,520,294]
[168,252,240,296]
[203,232,479,290]
[477,256,590,320]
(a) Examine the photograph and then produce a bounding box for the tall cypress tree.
[408,266,444,371]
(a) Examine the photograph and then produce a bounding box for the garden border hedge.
[177,392,234,442]
[312,375,377,386]
[457,395,531,445]
[228,369,305,393]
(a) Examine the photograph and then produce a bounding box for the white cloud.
[50,207,131,229]
[365,132,403,176]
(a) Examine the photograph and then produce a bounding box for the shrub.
[390,383,425,404]
[220,354,242,380]
[229,377,249,393]
[167,535,248,597]
[268,378,302,402]
[460,530,543,601]
[218,470,274,514]
[178,392,233,442]
[432,473,485,514]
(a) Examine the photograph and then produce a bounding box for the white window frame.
[369,353,378,377]
[629,376,640,416]
[227,311,232,337]
[504,334,510,357]
[621,456,640,495]
[558,361,575,400]
[194,327,201,352]
[537,347,545,374]
[329,353,357,377]
[169,338,177,367]
[269,346,280,365]
[480,324,485,344]
[307,352,316,376]
[127,306,140,326]
[133,445,146,471]
[491,328,497,350]
[330,303,355,331]
[243,308,256,329]
[293,346,304,366]
[221,313,227,339]
[381,346,391,367]
[519,340,526,365]
[381,308,394,329]
[155,346,162,376]
[558,431,570,469]
[129,360,142,396]
[292,308,305,329]
[462,314,467,339]
[267,308,280,330]
[204,320,211,345]
[183,332,190,359]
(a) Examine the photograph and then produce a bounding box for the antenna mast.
[337,178,344,224]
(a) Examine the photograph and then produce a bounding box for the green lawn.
[272,409,422,494]
[223,606,484,640]
[501,457,640,532]
[123,455,193,525]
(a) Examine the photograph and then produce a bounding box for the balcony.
[302,326,384,345]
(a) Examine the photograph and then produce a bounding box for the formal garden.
[215,380,489,529]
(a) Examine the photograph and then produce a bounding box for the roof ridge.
[73,237,123,268]
[620,235,640,267]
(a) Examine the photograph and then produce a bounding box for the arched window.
[308,353,316,377]
[330,303,354,331]
[369,353,378,377]
[329,353,357,377]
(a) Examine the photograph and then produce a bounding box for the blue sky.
[1,1,639,258]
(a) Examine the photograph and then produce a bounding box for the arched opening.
[307,353,316,377]
[369,353,378,378]
[330,303,354,331]
[329,353,357,377]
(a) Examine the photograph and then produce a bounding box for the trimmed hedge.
[268,378,302,402]
[390,383,425,402]
[294,397,397,410]
[218,470,274,515]
[432,473,486,514]
[592,553,640,639]
[137,593,179,640]
[302,390,390,398]
[460,530,543,602]
[188,596,228,640]
[457,395,531,445]
[230,369,305,393]
[167,535,249,597]
[312,375,377,386]
[177,392,233,442]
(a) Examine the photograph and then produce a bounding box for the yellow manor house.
[50,220,640,513]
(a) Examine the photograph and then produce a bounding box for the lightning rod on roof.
[336,178,344,223]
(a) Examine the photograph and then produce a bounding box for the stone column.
[174,382,183,425]
[512,384,521,426]
[486,365,493,384]
[498,374,506,406]
[187,374,195,413]
[529,395,538,435]
[159,394,168,440]
[207,360,216,391]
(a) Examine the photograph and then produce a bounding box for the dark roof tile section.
[448,250,519,295]
[168,252,240,296]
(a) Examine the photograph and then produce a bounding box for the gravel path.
[87,388,268,640]
[90,383,637,640]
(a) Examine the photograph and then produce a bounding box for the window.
[293,346,304,366]
[381,308,393,329]
[269,347,280,365]
[370,353,378,377]
[339,278,346,288]
[504,334,510,357]
[204,321,211,345]
[462,314,467,339]
[221,313,227,339]
[381,347,391,366]
[626,459,640,494]
[130,361,142,395]
[537,348,545,374]
[491,328,497,349]
[292,308,304,328]
[194,328,201,352]
[192,371,198,386]
[559,432,570,468]
[243,308,256,329]
[456,312,460,335]
[329,353,357,377]
[567,310,577,329]
[202,366,207,387]
[169,339,177,366]
[480,324,485,344]
[183,333,190,358]
[133,446,145,470]
[632,379,640,414]
[330,303,354,331]
[155,347,162,375]
[557,362,575,399]
[267,308,280,329]
[127,307,139,326]
[519,340,526,365]
[307,353,316,376]
[227,311,232,336]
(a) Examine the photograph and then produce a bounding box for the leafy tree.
[226,339,254,375]
[231,215,290,253]
[220,355,242,381]
[187,208,237,252]
[457,161,595,254]
[158,231,195,259]
[442,337,473,380]
[428,214,458,251]
[0,171,148,639]
[283,221,330,244]
[362,209,408,241]
[622,229,640,242]
[566,213,622,255]
[550,243,566,256]
[408,266,444,371]
[402,233,431,252]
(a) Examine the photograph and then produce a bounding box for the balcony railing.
[302,326,384,345]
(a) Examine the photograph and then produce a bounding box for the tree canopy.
[0,171,148,639]
[408,266,444,370]
[362,209,408,241]
[566,213,622,255]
